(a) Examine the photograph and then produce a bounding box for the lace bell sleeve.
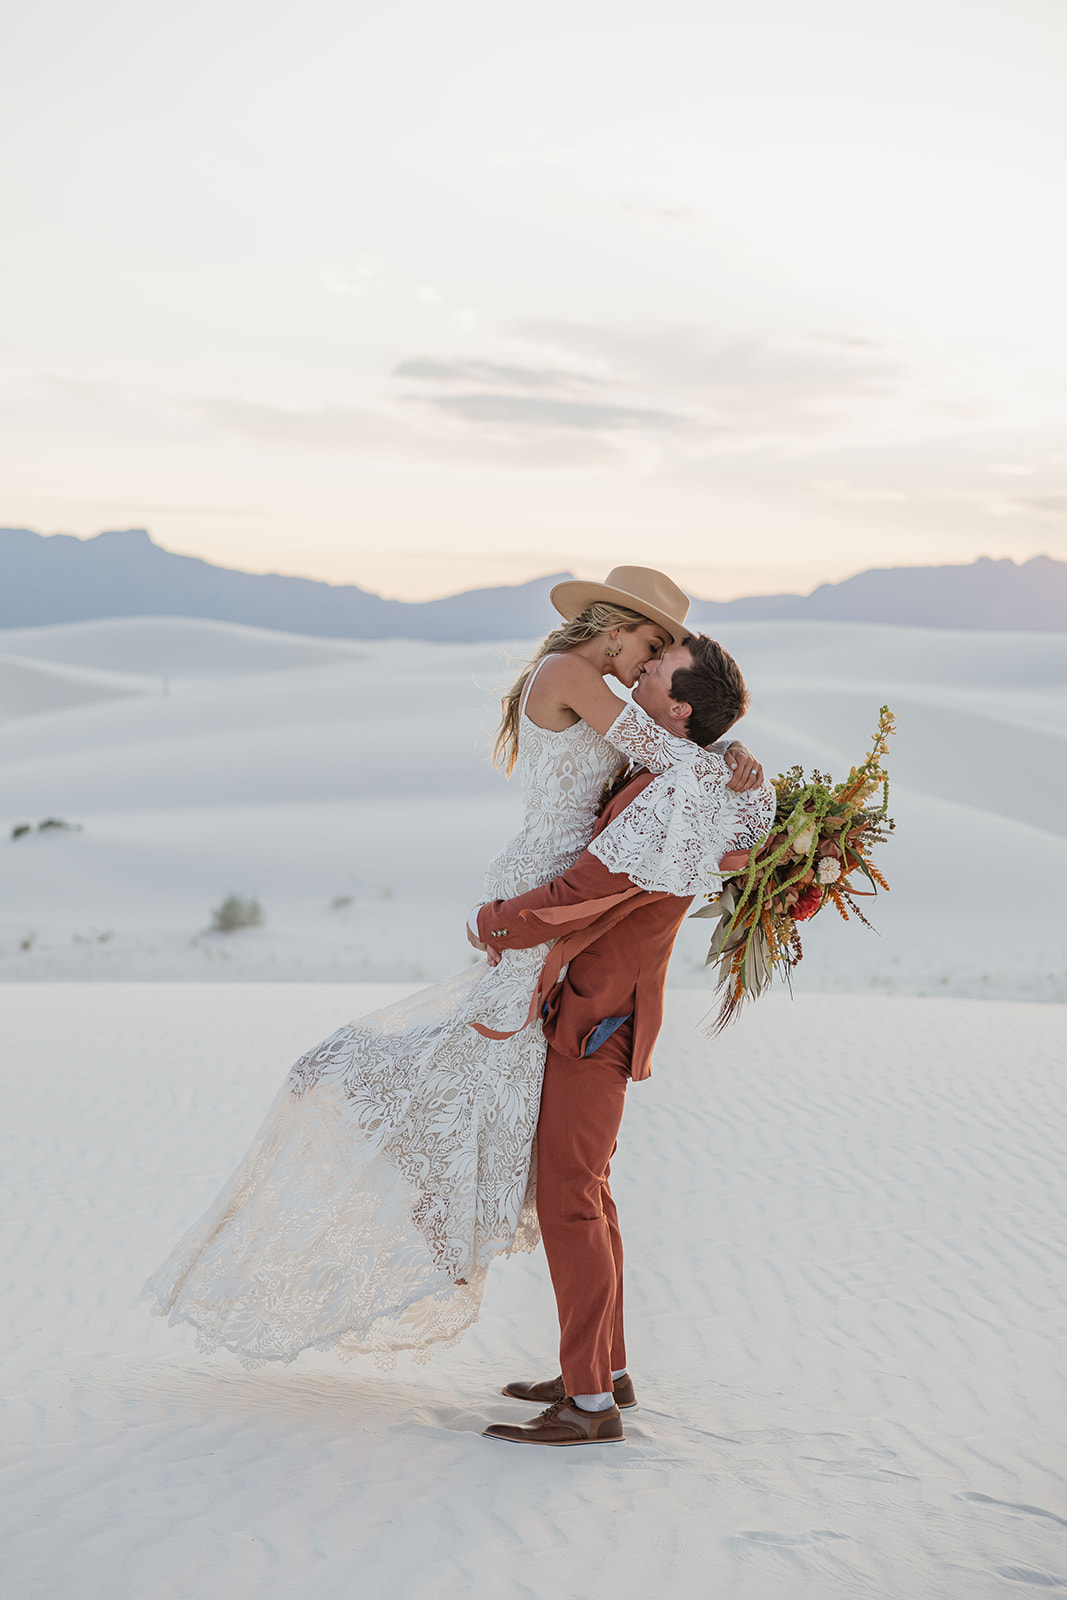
[592,703,775,897]
[603,700,711,775]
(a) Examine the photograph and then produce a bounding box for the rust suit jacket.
[476,770,692,1081]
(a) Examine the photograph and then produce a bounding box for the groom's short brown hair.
[672,635,749,747]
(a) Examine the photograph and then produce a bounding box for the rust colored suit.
[476,771,694,1394]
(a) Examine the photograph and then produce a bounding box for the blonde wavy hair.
[493,601,655,775]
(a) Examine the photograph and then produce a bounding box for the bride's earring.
[604,636,622,658]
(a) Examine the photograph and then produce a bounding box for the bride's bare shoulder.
[536,652,600,689]
[525,651,606,726]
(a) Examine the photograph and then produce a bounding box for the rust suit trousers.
[535,1020,633,1397]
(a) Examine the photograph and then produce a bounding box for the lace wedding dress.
[145,671,773,1368]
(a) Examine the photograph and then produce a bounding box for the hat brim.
[549,579,690,644]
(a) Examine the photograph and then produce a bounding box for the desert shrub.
[10,819,81,838]
[211,895,264,933]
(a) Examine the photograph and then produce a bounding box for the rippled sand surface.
[2,983,1064,1599]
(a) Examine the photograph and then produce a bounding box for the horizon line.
[2,524,1059,609]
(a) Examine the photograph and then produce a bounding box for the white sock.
[574,1392,614,1411]
[611,1368,628,1381]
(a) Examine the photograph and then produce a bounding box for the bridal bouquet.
[693,706,896,1031]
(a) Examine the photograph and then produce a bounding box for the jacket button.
[491,928,508,937]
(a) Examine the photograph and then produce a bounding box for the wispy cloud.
[421,392,682,431]
[191,393,622,468]
[394,348,684,439]
[764,426,1067,529]
[394,358,598,392]
[516,323,899,441]
[195,396,397,451]
[388,324,903,456]
[192,330,1067,526]
[1012,494,1067,517]
[803,478,909,505]
[192,322,901,479]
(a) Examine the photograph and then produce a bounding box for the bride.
[145,567,770,1368]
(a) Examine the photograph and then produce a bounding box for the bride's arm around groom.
[468,631,775,1081]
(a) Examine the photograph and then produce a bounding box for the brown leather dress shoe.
[502,1372,637,1410]
[484,1395,625,1446]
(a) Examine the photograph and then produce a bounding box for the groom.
[468,633,762,1446]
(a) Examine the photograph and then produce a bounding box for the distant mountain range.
[2,526,1065,637]
[689,554,1067,633]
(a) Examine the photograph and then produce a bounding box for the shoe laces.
[536,1394,572,1424]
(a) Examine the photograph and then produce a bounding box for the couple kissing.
[146,565,774,1447]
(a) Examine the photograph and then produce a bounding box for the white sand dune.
[0,616,1064,998]
[0,615,367,678]
[0,651,152,720]
[2,983,1065,1599]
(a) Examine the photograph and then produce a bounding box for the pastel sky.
[3,0,1066,600]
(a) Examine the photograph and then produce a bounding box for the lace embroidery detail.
[144,706,624,1369]
[593,702,775,896]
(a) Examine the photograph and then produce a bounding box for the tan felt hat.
[550,566,691,644]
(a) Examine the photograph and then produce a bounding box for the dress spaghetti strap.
[519,655,555,723]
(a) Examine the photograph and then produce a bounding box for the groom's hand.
[467,917,501,966]
[467,905,498,961]
[724,741,764,792]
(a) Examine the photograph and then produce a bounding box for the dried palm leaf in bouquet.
[693,706,896,1031]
